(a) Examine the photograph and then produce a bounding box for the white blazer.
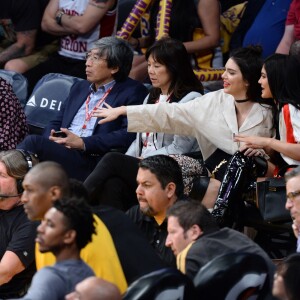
[127,89,275,160]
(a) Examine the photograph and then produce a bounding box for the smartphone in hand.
[53,131,67,138]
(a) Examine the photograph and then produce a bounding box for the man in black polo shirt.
[126,155,184,267]
[0,149,38,298]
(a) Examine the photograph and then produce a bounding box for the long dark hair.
[145,37,203,104]
[280,55,300,110]
[263,53,287,103]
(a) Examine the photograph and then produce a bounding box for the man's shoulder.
[115,78,147,91]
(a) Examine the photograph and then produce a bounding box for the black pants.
[84,152,140,211]
[24,53,87,96]
[17,135,100,182]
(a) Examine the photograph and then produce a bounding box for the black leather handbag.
[256,177,291,222]
[256,165,297,223]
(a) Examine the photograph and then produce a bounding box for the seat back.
[123,268,197,300]
[0,70,28,107]
[193,252,270,300]
[24,73,83,135]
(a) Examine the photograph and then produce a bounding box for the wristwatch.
[56,11,65,25]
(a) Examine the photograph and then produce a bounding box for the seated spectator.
[0,0,57,72]
[93,45,275,214]
[229,0,292,58]
[276,0,300,54]
[126,155,185,267]
[0,78,28,150]
[66,276,121,300]
[18,37,148,182]
[69,179,166,285]
[21,197,95,299]
[21,161,128,294]
[0,149,38,298]
[23,0,118,95]
[84,37,210,210]
[272,253,300,300]
[285,166,300,253]
[127,0,220,81]
[165,200,275,293]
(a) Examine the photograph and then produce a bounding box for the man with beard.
[126,155,184,267]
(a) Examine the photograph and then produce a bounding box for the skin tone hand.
[49,128,84,150]
[92,103,127,124]
[239,144,266,157]
[234,134,272,149]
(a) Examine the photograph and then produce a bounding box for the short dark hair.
[29,161,70,197]
[91,37,133,81]
[230,45,263,101]
[277,253,300,300]
[139,155,184,197]
[167,200,219,233]
[53,197,96,250]
[145,37,203,103]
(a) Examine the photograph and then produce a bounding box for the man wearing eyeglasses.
[285,166,300,252]
[23,0,119,95]
[18,37,148,181]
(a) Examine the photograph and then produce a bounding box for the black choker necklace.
[235,99,249,103]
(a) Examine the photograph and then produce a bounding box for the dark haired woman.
[235,54,300,169]
[84,38,205,210]
[94,45,275,218]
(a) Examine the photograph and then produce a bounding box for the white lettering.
[50,100,57,110]
[40,98,48,108]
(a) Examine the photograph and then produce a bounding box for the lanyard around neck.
[82,86,113,130]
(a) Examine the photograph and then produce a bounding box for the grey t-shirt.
[21,259,94,300]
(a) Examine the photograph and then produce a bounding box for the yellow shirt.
[35,214,127,293]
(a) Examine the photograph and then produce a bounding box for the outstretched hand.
[92,103,127,124]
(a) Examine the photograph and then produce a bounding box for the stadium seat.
[193,252,270,300]
[123,268,197,300]
[24,73,83,135]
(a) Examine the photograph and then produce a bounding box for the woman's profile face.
[258,65,273,99]
[147,55,172,94]
[221,58,248,99]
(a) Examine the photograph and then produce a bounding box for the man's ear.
[50,186,62,202]
[166,182,176,199]
[190,224,203,241]
[64,229,76,245]
[111,66,119,75]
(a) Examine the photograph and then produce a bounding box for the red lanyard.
[82,86,113,130]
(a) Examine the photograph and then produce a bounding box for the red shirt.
[286,0,300,39]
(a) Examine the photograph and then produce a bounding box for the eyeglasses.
[85,52,107,63]
[286,190,300,202]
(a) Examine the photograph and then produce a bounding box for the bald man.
[65,276,121,300]
[21,161,128,294]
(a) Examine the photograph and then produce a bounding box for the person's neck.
[93,78,115,91]
[54,248,81,263]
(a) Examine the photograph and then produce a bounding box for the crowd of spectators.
[1,0,300,299]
